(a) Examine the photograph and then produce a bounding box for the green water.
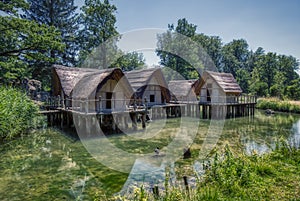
[0,110,299,200]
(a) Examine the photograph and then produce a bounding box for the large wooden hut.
[52,65,134,112]
[168,79,201,102]
[199,71,242,103]
[125,68,170,106]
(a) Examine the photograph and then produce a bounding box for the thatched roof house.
[168,79,201,102]
[199,71,242,103]
[125,68,170,105]
[52,65,134,111]
[52,65,98,97]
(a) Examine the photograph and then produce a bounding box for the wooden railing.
[173,94,257,105]
[42,96,151,113]
[41,94,257,113]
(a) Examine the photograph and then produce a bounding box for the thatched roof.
[199,71,242,94]
[125,68,170,101]
[168,79,200,97]
[52,65,133,99]
[52,65,98,97]
[72,68,133,99]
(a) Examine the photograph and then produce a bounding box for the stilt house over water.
[168,79,201,102]
[198,71,242,103]
[52,65,134,112]
[125,68,171,106]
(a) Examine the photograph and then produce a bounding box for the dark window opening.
[150,95,155,102]
[207,89,211,102]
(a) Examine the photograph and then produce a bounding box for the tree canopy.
[0,0,64,87]
[157,18,300,100]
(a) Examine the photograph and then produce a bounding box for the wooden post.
[141,113,146,129]
[61,91,65,109]
[131,113,137,130]
[85,98,89,114]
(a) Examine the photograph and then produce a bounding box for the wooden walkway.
[38,95,256,135]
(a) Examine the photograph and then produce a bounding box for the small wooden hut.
[199,71,242,103]
[125,68,170,106]
[52,65,134,112]
[168,79,201,102]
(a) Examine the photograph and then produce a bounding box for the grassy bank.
[117,143,300,201]
[256,98,300,114]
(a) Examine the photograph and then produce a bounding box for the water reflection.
[289,119,300,149]
[118,111,300,195]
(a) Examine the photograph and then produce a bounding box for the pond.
[0,110,299,200]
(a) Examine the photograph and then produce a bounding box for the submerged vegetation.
[0,112,299,200]
[0,87,38,141]
[257,98,300,114]
[118,142,300,201]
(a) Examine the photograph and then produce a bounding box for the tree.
[23,0,79,66]
[157,18,202,79]
[193,34,223,71]
[113,52,145,71]
[78,0,118,68]
[0,0,64,85]
[221,39,250,77]
[254,52,278,95]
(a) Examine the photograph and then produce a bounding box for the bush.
[0,87,38,141]
[256,98,300,114]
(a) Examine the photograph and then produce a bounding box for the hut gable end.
[125,68,170,103]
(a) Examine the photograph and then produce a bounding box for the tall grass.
[256,98,300,114]
[0,87,38,141]
[114,142,300,201]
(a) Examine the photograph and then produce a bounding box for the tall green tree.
[193,34,223,71]
[157,18,201,79]
[221,39,250,77]
[78,0,118,68]
[0,0,64,85]
[254,52,278,95]
[23,0,79,66]
[113,52,145,71]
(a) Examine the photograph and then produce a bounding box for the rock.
[265,109,275,115]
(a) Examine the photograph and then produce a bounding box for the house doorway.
[106,92,113,109]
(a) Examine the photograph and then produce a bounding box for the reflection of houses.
[198,71,242,103]
[52,65,133,112]
[125,68,170,106]
[168,79,201,102]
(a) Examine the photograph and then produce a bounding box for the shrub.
[0,87,38,141]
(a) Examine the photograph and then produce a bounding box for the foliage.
[113,52,146,71]
[78,0,118,68]
[0,87,38,140]
[256,98,300,113]
[23,0,79,66]
[0,0,64,86]
[156,18,203,79]
[221,39,249,77]
[119,143,300,200]
[193,34,223,71]
[157,18,300,100]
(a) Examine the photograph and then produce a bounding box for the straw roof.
[52,65,133,99]
[52,65,98,97]
[168,79,200,97]
[125,68,170,101]
[72,68,133,99]
[199,71,242,94]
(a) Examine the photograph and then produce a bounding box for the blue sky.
[75,0,300,66]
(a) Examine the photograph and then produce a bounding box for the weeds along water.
[0,110,299,200]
